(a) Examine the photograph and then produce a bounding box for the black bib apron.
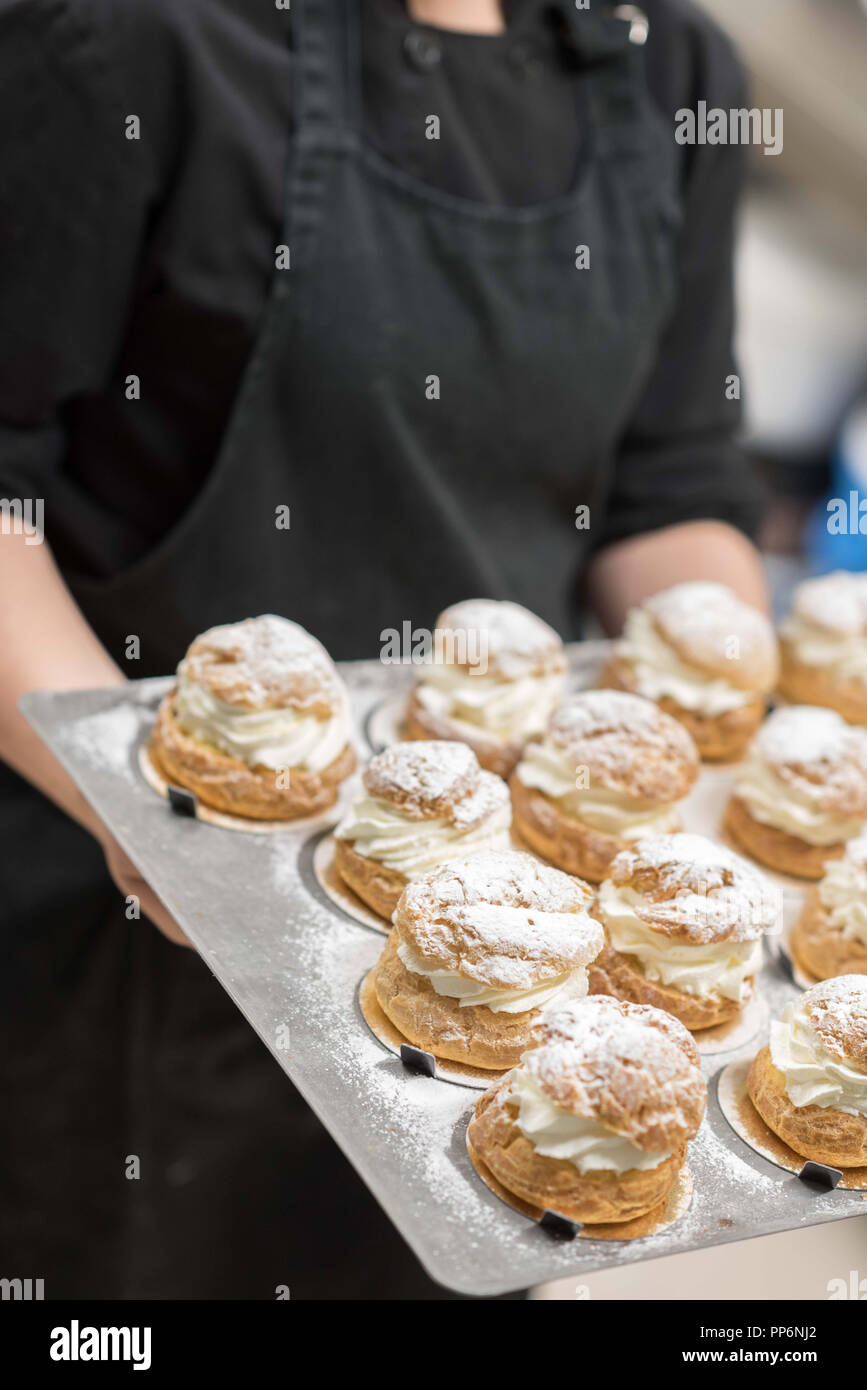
[2,0,679,1297]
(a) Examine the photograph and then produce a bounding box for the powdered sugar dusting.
[524,996,705,1151]
[803,975,867,1071]
[182,614,345,710]
[610,833,779,943]
[648,582,769,650]
[757,705,854,765]
[405,902,602,987]
[362,740,509,828]
[644,582,777,687]
[436,599,564,678]
[404,848,593,914]
[452,770,512,829]
[545,689,698,797]
[794,570,867,637]
[395,850,601,987]
[689,1118,778,1195]
[60,704,142,782]
[754,706,867,813]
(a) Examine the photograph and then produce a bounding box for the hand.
[101,832,192,947]
[1,533,192,948]
[586,520,771,634]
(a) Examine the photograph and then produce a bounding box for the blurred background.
[695,0,867,612]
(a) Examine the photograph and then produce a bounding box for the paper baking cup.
[768,923,821,992]
[357,970,506,1090]
[313,833,391,934]
[761,890,816,991]
[138,743,349,836]
[682,767,808,903]
[364,693,408,754]
[466,1135,693,1242]
[716,1059,867,1190]
[694,987,769,1057]
[313,829,534,937]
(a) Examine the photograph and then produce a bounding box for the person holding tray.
[0,0,768,1299]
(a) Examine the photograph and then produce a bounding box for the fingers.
[102,838,193,947]
[137,888,193,947]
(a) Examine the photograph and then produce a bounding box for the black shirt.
[0,0,762,582]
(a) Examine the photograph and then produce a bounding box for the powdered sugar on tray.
[58,703,143,782]
[688,1122,779,1201]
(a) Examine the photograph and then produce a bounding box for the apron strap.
[293,0,361,144]
[560,2,654,156]
[287,0,360,268]
[561,3,649,59]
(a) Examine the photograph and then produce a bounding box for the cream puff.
[589,833,777,1031]
[600,581,778,761]
[334,741,511,919]
[510,690,699,883]
[748,975,867,1168]
[467,995,706,1224]
[371,849,603,1070]
[149,614,356,820]
[406,599,567,778]
[790,834,867,981]
[779,570,867,725]
[726,706,867,879]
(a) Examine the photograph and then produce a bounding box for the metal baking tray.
[20,647,867,1297]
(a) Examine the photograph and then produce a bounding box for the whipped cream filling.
[396,941,589,1014]
[415,663,564,743]
[515,741,681,842]
[619,608,754,715]
[735,758,866,847]
[818,852,867,946]
[174,676,350,773]
[597,881,763,1002]
[781,614,867,688]
[770,1000,867,1116]
[335,793,511,877]
[508,1068,671,1174]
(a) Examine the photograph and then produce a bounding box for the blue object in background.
[807,399,867,573]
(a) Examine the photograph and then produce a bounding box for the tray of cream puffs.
[20,577,867,1296]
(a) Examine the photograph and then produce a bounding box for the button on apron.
[403,28,443,71]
